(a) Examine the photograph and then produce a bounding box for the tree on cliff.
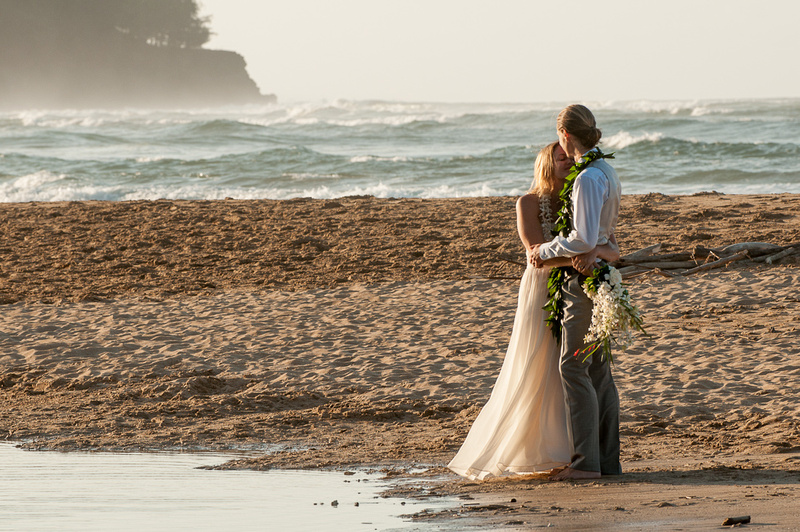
[102,0,212,48]
[0,0,211,49]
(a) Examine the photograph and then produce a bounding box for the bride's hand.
[529,245,545,268]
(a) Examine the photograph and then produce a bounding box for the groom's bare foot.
[548,467,601,481]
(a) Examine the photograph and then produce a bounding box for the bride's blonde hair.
[529,142,561,195]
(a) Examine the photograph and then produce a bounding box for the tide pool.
[0,443,451,532]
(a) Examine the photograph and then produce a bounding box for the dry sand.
[1,193,799,529]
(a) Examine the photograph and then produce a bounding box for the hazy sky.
[201,0,799,103]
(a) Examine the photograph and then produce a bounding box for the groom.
[531,104,622,480]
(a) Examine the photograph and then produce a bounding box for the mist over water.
[1,99,799,202]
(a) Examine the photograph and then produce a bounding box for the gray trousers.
[559,271,622,475]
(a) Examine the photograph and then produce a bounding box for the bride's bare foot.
[548,467,601,481]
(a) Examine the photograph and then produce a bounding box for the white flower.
[582,265,645,363]
[609,267,623,286]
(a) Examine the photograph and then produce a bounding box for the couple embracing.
[449,104,623,481]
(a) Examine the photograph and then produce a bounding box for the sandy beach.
[2,193,800,528]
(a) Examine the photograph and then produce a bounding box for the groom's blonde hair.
[557,104,602,148]
[530,142,561,195]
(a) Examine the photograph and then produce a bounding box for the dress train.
[447,260,572,480]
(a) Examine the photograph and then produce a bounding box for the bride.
[447,142,619,479]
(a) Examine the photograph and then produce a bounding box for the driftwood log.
[613,241,800,279]
[499,241,799,280]
[721,516,751,526]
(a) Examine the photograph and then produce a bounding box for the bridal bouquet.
[579,264,646,364]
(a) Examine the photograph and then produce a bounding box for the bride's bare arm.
[516,194,572,267]
[515,194,542,252]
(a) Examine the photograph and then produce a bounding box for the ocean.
[1,99,799,202]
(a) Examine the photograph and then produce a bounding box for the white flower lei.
[539,195,554,240]
[581,264,646,364]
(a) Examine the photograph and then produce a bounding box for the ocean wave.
[3,169,799,203]
[183,118,274,137]
[2,109,191,128]
[0,171,284,202]
[235,100,550,129]
[601,99,750,117]
[349,155,411,163]
[595,98,800,119]
[0,171,73,202]
[288,181,517,200]
[284,172,343,181]
[328,115,446,127]
[603,131,664,150]
[606,135,800,162]
[239,111,449,128]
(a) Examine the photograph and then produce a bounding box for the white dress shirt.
[538,152,621,260]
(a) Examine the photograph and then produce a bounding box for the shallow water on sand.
[0,443,450,531]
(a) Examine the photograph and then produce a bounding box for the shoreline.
[2,193,800,528]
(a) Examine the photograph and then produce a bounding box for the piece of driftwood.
[714,242,782,256]
[751,244,800,264]
[721,516,751,526]
[616,251,696,265]
[622,267,677,280]
[680,250,748,276]
[619,243,662,261]
[692,242,782,260]
[630,260,699,270]
[763,245,800,264]
[504,241,795,278]
[465,275,522,280]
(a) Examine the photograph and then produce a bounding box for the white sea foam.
[241,111,446,128]
[116,185,289,202]
[291,181,515,200]
[596,99,735,116]
[603,131,664,150]
[284,172,342,181]
[0,170,275,202]
[0,171,95,202]
[9,170,65,189]
[235,100,486,128]
[349,155,410,163]
[621,180,799,196]
[0,171,73,202]
[4,172,799,203]
[328,115,445,127]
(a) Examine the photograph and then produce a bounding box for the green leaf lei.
[543,148,615,340]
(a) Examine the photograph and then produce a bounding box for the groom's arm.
[537,169,609,259]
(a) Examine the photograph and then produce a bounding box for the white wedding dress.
[447,196,572,479]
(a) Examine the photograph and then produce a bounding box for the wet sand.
[1,193,799,528]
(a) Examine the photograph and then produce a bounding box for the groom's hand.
[573,249,600,275]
